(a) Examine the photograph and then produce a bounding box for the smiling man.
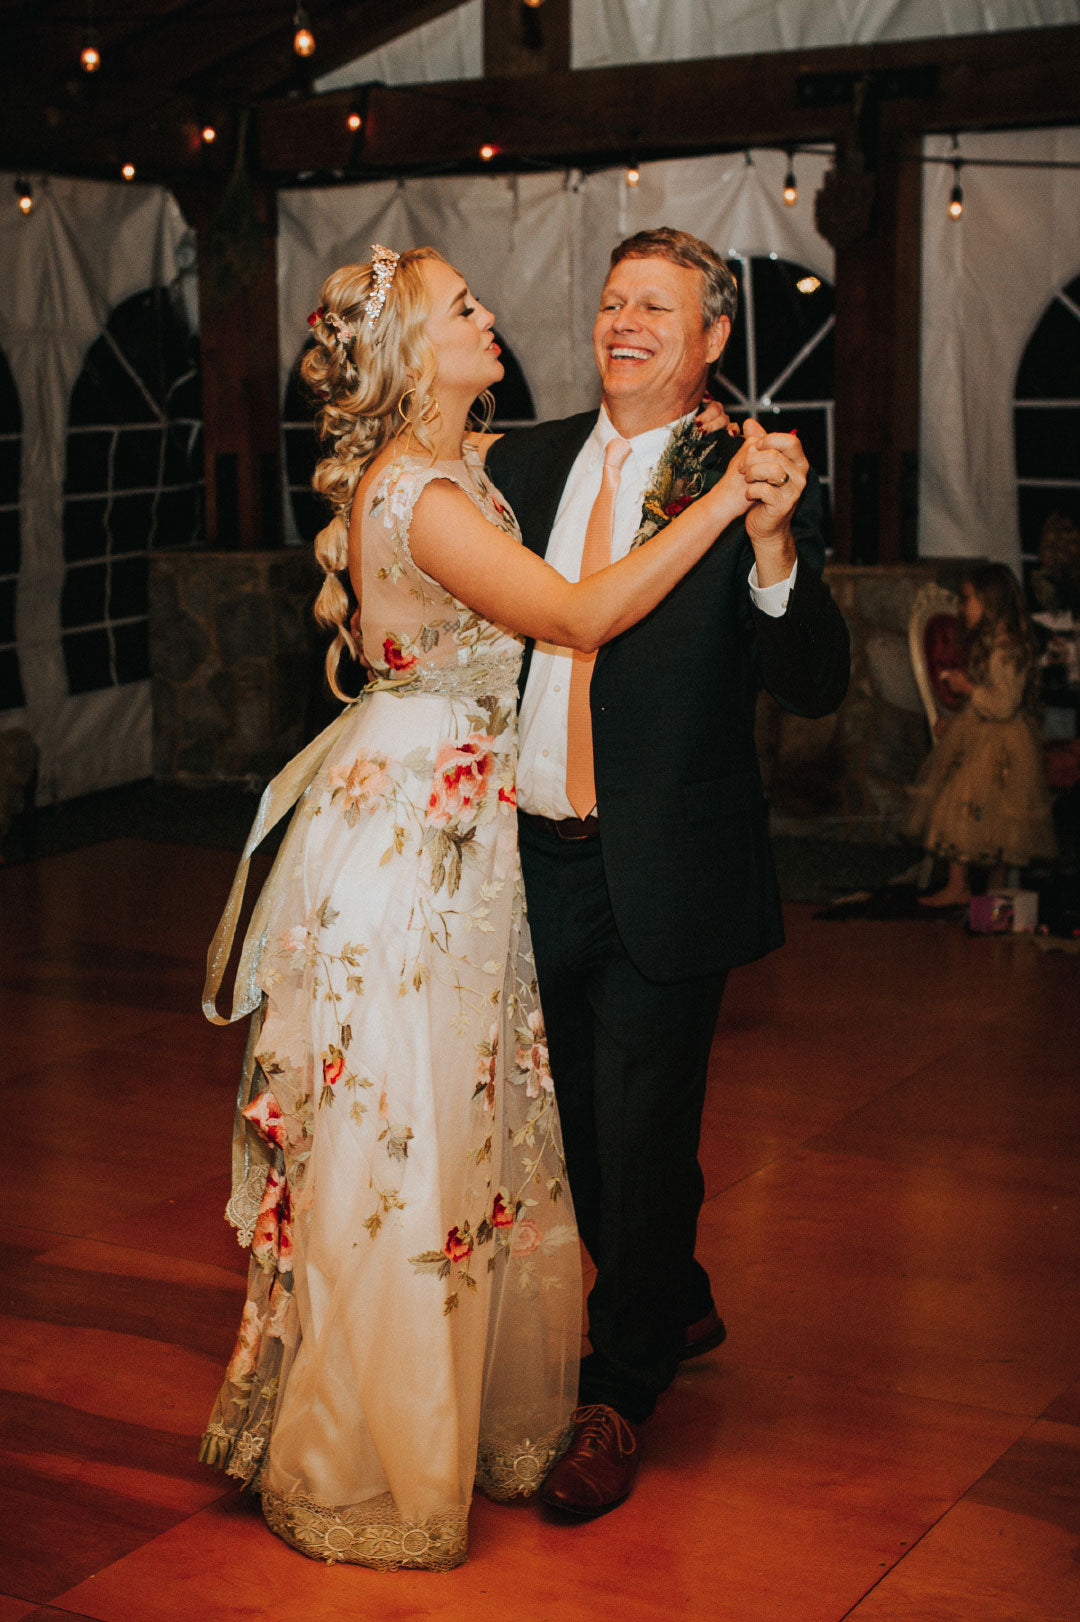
[484,227,850,1517]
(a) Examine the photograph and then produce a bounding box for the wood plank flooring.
[1,838,1077,1621]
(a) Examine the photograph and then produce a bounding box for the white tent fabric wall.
[572,0,1080,68]
[918,127,1080,570]
[278,147,833,450]
[317,0,1079,89]
[0,176,190,803]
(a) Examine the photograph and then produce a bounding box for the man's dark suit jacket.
[486,412,851,983]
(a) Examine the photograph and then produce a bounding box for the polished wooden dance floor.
[1,837,1078,1621]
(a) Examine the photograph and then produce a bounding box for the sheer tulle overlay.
[200,449,581,1570]
[904,645,1057,868]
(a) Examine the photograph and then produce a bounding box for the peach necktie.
[565,436,632,818]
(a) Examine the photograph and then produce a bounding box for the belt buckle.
[555,815,596,841]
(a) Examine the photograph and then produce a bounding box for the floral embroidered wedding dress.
[200,446,581,1571]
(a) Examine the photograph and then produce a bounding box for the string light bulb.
[625,164,640,188]
[796,275,821,295]
[347,111,362,131]
[121,162,136,181]
[948,162,964,220]
[201,125,217,144]
[80,2,100,70]
[15,177,33,216]
[293,6,315,57]
[479,143,497,162]
[782,154,798,206]
[523,0,545,8]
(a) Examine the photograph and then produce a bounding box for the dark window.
[1014,274,1080,563]
[61,287,203,694]
[0,350,23,711]
[712,254,835,539]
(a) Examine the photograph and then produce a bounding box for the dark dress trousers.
[487,413,850,1419]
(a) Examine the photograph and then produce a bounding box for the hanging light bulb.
[782,153,798,206]
[948,162,964,220]
[293,6,315,57]
[15,177,33,216]
[121,162,136,181]
[479,143,497,162]
[80,1,100,70]
[201,125,217,145]
[523,0,545,8]
[80,29,101,71]
[347,111,362,131]
[625,164,640,188]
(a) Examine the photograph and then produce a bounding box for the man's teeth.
[611,347,650,360]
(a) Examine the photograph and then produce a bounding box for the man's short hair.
[608,228,738,329]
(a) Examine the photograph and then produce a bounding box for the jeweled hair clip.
[365,243,399,332]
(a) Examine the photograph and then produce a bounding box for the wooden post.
[176,156,283,551]
[820,122,923,563]
[483,0,570,77]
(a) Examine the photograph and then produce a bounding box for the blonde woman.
[200,245,758,1571]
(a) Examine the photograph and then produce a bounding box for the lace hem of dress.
[260,1487,469,1571]
[200,1376,279,1481]
[474,1419,574,1500]
[366,650,521,701]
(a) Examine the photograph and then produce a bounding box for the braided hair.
[301,248,446,700]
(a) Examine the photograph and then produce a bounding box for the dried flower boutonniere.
[629,418,727,550]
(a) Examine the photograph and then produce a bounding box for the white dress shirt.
[516,407,797,819]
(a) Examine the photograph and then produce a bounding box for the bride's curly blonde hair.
[302,247,448,700]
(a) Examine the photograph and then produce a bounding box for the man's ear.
[705,315,731,367]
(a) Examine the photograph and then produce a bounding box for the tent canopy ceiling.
[1,0,460,180]
[4,2,1078,183]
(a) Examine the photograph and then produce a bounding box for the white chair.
[908,582,962,742]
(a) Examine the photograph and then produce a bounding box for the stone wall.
[150,550,325,785]
[759,562,968,839]
[149,552,965,841]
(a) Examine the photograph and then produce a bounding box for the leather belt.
[520,810,600,841]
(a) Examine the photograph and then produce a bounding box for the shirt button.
[554,685,561,693]
[542,749,549,758]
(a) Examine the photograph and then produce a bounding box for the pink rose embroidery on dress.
[242,1088,286,1147]
[515,1010,554,1098]
[328,753,391,823]
[444,1225,473,1263]
[382,632,418,671]
[511,1217,542,1258]
[426,733,496,829]
[252,1170,293,1274]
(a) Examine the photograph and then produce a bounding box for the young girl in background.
[906,562,1057,906]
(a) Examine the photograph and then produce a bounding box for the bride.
[199,244,753,1571]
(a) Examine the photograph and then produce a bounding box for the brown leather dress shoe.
[679,1307,727,1361]
[539,1404,641,1518]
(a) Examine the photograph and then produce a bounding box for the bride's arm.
[408,456,751,653]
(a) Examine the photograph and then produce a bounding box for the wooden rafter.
[0,0,462,175]
[258,25,1080,179]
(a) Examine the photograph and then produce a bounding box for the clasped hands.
[696,396,804,581]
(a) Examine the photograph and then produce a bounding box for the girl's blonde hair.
[301,247,446,700]
[964,561,1041,715]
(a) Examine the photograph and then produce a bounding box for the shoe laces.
[571,1403,638,1458]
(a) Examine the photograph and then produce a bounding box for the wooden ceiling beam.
[2,0,461,176]
[259,24,1080,178]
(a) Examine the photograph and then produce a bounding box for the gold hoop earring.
[397,389,415,425]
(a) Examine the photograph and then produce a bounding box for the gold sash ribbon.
[202,702,359,1027]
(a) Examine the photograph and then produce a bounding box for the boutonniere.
[629,419,725,550]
